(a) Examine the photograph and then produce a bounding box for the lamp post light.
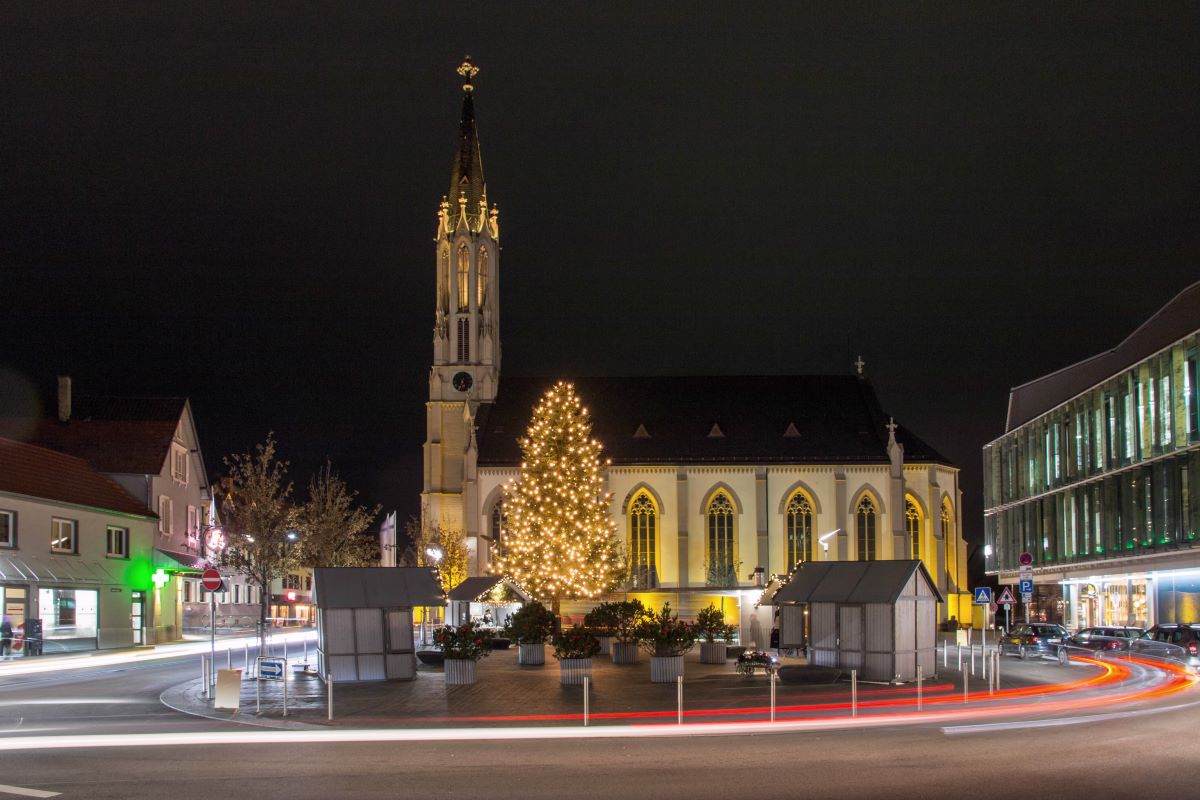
[422,546,444,643]
[819,529,843,559]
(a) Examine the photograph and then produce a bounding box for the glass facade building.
[984,282,1200,628]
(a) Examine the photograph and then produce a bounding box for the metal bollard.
[201,655,208,699]
[917,665,923,711]
[957,645,963,670]
[982,645,988,681]
[943,641,948,668]
[971,645,976,676]
[283,671,289,718]
[963,667,969,703]
[244,643,249,674]
[851,669,858,717]
[327,673,333,721]
[304,639,309,666]
[583,675,590,727]
[284,639,288,661]
[994,649,1001,688]
[770,671,777,722]
[227,647,232,670]
[677,676,683,724]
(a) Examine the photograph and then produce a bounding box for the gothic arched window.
[906,497,922,561]
[706,491,736,586]
[856,495,877,561]
[628,492,658,589]
[457,244,470,311]
[477,245,489,307]
[490,502,505,556]
[785,491,813,568]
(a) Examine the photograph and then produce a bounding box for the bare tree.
[295,460,381,568]
[214,433,296,650]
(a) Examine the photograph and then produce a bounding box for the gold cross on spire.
[457,56,479,91]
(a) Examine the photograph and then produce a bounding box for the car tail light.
[1108,640,1122,650]
[1188,642,1198,657]
[1029,635,1040,644]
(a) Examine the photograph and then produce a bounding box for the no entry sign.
[201,568,224,592]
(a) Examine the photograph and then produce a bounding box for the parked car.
[1054,626,1144,665]
[1129,623,1200,672]
[1000,623,1068,659]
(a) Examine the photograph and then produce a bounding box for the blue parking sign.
[1019,578,1034,594]
[973,587,993,604]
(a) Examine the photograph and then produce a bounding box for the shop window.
[183,580,193,603]
[233,584,240,604]
[0,509,14,548]
[105,526,129,558]
[50,518,77,553]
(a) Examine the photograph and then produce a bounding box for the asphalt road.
[0,650,1195,799]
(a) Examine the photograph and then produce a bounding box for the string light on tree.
[494,381,624,616]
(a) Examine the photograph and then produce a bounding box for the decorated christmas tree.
[495,381,624,615]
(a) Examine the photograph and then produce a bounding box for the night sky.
[2,4,1198,542]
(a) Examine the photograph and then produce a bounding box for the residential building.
[984,281,1200,628]
[0,378,259,635]
[0,437,170,649]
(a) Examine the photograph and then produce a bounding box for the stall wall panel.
[386,653,416,680]
[894,600,916,652]
[387,610,414,652]
[354,608,384,653]
[780,605,805,648]
[356,653,386,681]
[329,654,358,681]
[864,652,892,681]
[838,605,863,670]
[324,609,357,655]
[865,603,893,653]
[810,603,838,667]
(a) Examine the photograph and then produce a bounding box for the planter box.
[444,658,477,685]
[699,641,727,664]
[518,642,546,666]
[650,655,684,683]
[558,657,592,685]
[611,641,640,664]
[596,636,613,657]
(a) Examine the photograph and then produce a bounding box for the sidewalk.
[162,645,1050,730]
[0,628,316,677]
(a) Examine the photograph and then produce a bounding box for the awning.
[153,548,208,573]
[446,575,530,603]
[0,554,121,584]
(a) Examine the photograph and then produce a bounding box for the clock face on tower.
[452,371,473,392]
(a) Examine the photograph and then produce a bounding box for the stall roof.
[446,575,530,603]
[773,560,944,604]
[313,567,444,609]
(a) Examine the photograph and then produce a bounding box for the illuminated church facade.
[420,61,971,630]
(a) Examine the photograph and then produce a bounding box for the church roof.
[447,58,486,224]
[1004,280,1200,433]
[475,375,953,468]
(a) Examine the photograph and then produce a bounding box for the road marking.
[0,784,60,797]
[942,698,1200,735]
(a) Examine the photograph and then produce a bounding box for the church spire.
[449,56,486,227]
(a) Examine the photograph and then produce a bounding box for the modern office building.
[984,281,1200,628]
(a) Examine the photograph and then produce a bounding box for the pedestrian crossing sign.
[973,587,993,604]
[997,587,1016,605]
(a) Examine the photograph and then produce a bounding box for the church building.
[420,60,971,633]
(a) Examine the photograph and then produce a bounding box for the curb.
[159,678,324,730]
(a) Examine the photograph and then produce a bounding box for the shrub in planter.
[583,604,618,656]
[554,625,599,685]
[507,600,555,666]
[637,603,697,658]
[694,604,736,664]
[638,603,696,683]
[432,621,493,685]
[591,600,651,664]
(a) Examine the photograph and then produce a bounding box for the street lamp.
[819,529,843,559]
